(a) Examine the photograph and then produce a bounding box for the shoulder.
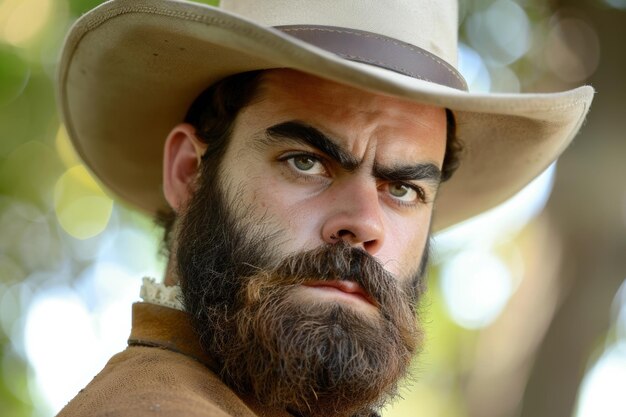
[56,345,254,417]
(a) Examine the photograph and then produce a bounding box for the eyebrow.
[264,120,442,187]
[265,121,359,170]
[373,162,442,188]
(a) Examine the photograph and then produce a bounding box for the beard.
[175,158,428,417]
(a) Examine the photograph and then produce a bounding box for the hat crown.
[220,0,459,66]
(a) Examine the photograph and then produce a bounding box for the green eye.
[286,154,326,175]
[293,156,316,171]
[388,183,419,202]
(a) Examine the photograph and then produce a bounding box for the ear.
[163,123,207,212]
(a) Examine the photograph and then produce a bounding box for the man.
[56,0,593,416]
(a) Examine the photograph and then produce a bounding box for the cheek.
[377,211,432,278]
[246,176,326,250]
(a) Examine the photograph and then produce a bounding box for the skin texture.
[164,69,446,292]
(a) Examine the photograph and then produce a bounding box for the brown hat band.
[275,25,468,91]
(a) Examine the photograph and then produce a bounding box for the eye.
[286,154,327,175]
[387,182,422,203]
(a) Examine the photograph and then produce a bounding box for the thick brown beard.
[176,154,426,417]
[206,245,421,417]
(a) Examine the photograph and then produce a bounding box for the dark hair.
[441,108,461,182]
[155,71,463,257]
[155,70,265,256]
[186,70,266,158]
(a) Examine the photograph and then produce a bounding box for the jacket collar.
[128,302,217,369]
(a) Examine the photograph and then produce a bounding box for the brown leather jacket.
[57,303,293,417]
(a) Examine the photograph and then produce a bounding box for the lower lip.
[300,284,375,308]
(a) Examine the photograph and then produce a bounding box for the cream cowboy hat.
[57,0,593,231]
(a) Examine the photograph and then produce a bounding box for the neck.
[163,257,180,286]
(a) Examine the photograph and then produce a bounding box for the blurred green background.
[0,0,625,416]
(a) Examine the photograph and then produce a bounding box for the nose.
[321,179,385,255]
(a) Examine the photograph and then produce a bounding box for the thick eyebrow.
[264,120,442,188]
[264,121,360,170]
[373,162,442,189]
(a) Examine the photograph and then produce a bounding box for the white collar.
[139,277,185,311]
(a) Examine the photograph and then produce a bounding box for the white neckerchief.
[139,277,185,311]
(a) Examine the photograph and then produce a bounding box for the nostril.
[362,239,379,253]
[336,229,356,241]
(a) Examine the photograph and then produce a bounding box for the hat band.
[275,25,468,91]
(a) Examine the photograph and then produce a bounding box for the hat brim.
[57,0,594,231]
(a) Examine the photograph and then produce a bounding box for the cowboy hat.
[57,0,594,231]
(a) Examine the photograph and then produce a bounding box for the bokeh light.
[465,0,531,67]
[441,248,514,329]
[573,280,626,417]
[54,165,114,240]
[0,0,53,46]
[544,17,600,83]
[55,125,80,169]
[24,287,100,414]
[0,141,63,207]
[614,279,626,341]
[604,0,626,10]
[0,43,30,106]
[458,43,492,92]
[489,65,521,93]
[575,341,626,417]
[0,199,63,272]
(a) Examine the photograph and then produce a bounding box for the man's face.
[175,69,447,417]
[219,69,446,287]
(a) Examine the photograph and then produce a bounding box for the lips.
[302,280,378,307]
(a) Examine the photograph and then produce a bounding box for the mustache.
[243,242,416,317]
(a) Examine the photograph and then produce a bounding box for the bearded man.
[55,0,593,416]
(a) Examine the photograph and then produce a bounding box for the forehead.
[241,69,447,163]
